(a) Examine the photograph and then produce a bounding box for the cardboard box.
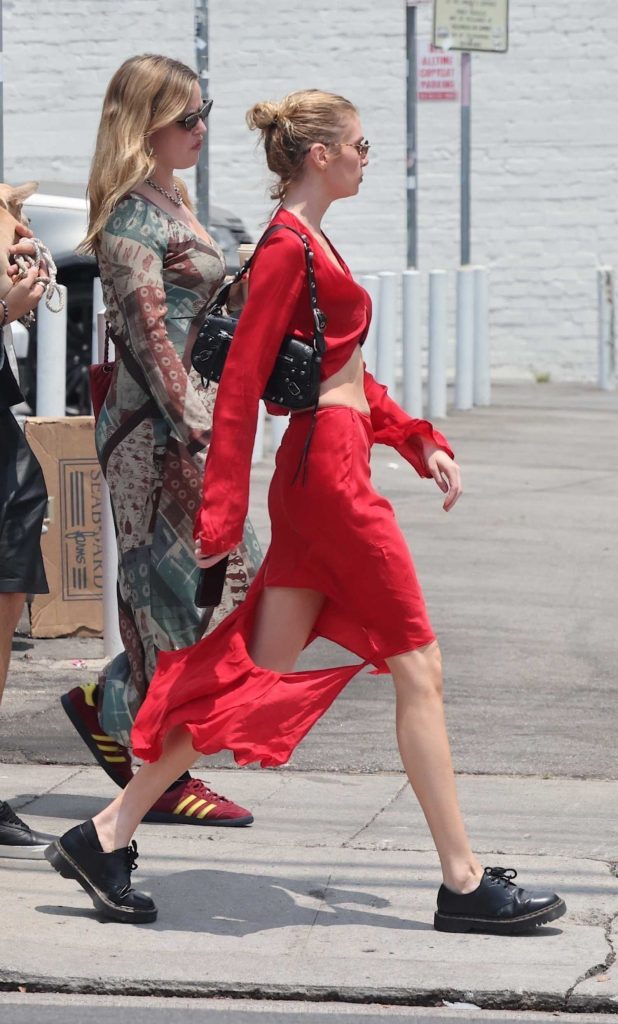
[24,417,103,637]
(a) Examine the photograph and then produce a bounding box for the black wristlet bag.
[191,224,327,412]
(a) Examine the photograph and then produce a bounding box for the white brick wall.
[4,0,618,381]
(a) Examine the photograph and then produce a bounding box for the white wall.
[5,0,618,382]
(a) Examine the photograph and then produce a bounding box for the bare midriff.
[317,345,370,415]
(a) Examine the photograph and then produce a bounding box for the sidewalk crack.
[565,862,617,1010]
[342,779,409,847]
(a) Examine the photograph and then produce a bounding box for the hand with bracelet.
[0,224,48,327]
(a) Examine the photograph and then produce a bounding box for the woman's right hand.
[5,264,47,323]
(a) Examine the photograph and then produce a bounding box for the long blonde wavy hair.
[81,53,197,253]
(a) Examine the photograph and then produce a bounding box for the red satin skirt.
[132,407,435,768]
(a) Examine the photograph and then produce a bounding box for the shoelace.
[485,866,518,886]
[0,801,26,828]
[118,840,139,897]
[180,777,231,804]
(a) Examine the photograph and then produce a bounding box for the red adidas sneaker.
[143,777,254,827]
[61,683,134,789]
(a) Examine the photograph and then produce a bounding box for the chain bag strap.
[191,224,327,412]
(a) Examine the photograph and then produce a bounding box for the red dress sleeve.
[194,230,307,554]
[363,368,454,477]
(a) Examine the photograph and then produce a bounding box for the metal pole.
[36,286,68,417]
[597,266,615,390]
[427,270,447,420]
[455,266,474,410]
[195,0,210,227]
[406,1,418,268]
[268,415,287,454]
[460,51,471,265]
[91,277,104,365]
[358,274,380,376]
[473,266,490,406]
[376,271,397,393]
[402,269,422,416]
[251,404,265,464]
[97,313,123,659]
[0,0,4,181]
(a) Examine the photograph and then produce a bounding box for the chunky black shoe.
[434,866,566,935]
[45,819,157,924]
[0,800,57,860]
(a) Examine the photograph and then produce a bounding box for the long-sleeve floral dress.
[94,194,261,729]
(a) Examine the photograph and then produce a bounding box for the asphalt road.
[0,995,613,1024]
[1,382,616,780]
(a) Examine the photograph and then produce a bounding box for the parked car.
[20,183,252,414]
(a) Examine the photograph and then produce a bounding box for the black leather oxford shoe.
[45,819,157,924]
[434,866,566,934]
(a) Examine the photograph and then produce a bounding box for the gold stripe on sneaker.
[104,756,128,763]
[196,803,217,819]
[174,795,197,814]
[183,798,207,817]
[81,683,97,708]
[92,733,112,742]
[96,744,121,752]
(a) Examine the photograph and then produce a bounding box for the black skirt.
[0,409,49,594]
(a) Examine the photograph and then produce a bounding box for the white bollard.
[597,266,615,391]
[358,274,380,376]
[96,313,123,659]
[402,269,422,417]
[36,284,68,416]
[455,266,475,411]
[91,276,104,365]
[427,270,448,420]
[251,403,266,464]
[376,271,397,393]
[473,267,490,406]
[269,414,287,454]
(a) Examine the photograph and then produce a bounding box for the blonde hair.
[246,89,357,202]
[81,54,197,253]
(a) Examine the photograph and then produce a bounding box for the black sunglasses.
[176,99,213,131]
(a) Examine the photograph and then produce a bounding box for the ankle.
[442,859,484,895]
[91,812,123,854]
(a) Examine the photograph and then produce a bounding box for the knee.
[392,641,444,704]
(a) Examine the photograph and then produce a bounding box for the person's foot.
[434,866,566,934]
[45,819,157,924]
[61,683,134,788]
[143,776,254,827]
[0,800,57,859]
[62,686,253,826]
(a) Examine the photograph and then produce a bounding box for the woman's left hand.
[426,449,463,512]
[194,543,234,569]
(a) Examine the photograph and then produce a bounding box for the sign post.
[432,0,509,264]
[195,0,209,227]
[406,1,419,268]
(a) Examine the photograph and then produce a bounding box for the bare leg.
[93,586,324,851]
[387,641,483,894]
[0,592,27,705]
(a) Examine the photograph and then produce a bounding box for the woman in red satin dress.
[45,89,565,935]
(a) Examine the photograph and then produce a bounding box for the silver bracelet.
[0,298,8,327]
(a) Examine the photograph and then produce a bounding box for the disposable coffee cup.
[237,242,256,268]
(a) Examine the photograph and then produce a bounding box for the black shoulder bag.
[191,224,326,412]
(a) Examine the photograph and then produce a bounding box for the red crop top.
[194,208,454,555]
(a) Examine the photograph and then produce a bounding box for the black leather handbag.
[191,225,326,412]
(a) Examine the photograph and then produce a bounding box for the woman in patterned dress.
[60,54,260,825]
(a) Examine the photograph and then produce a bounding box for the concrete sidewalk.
[1,382,618,1013]
[1,763,617,1013]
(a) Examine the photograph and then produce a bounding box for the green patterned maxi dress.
[94,194,261,731]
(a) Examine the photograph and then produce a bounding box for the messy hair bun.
[246,89,357,202]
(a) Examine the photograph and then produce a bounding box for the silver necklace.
[145,177,183,207]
